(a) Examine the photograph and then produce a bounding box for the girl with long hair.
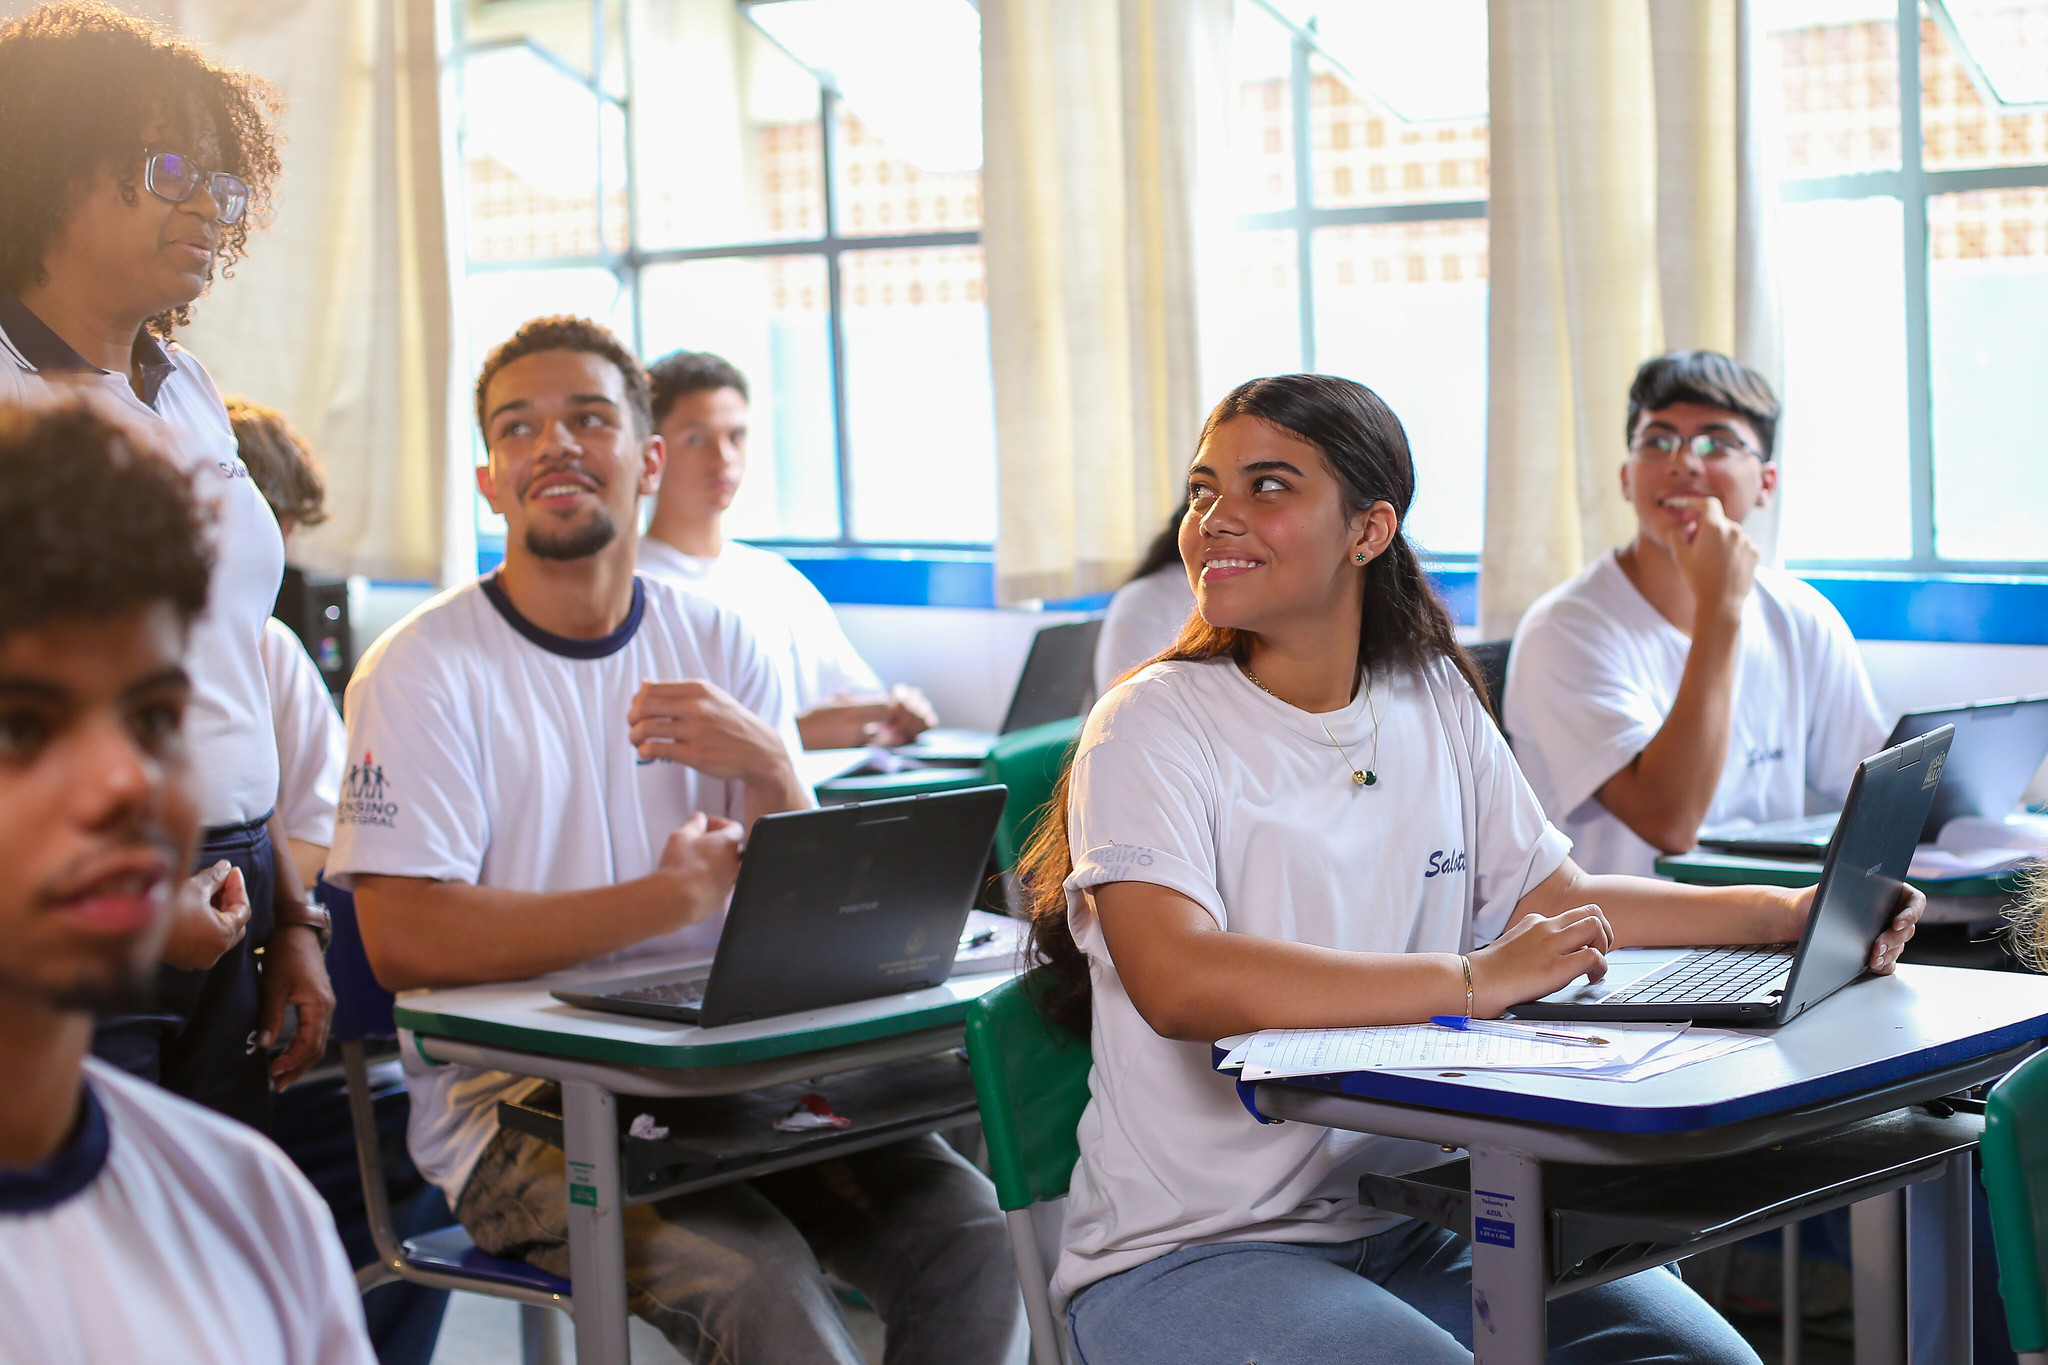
[1020,374,1924,1364]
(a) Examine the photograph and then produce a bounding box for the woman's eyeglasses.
[142,150,249,226]
[1630,431,1760,463]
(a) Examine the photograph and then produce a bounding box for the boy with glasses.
[1504,350,1886,878]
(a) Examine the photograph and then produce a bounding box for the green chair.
[964,968,1093,1365]
[1983,1047,2048,1364]
[988,716,1084,871]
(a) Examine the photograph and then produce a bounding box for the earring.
[1354,552,1367,564]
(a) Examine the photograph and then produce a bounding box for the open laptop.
[552,785,1007,1028]
[1699,695,2048,859]
[1513,725,1953,1027]
[895,618,1103,764]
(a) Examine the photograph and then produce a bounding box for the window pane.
[1921,5,2048,170]
[834,108,983,238]
[462,0,591,80]
[1767,2,1902,176]
[1312,221,1488,556]
[1311,57,1490,208]
[1778,196,1913,560]
[1207,229,1301,397]
[461,38,617,262]
[839,247,995,543]
[639,257,841,542]
[632,20,824,250]
[1930,188,2048,560]
[1230,3,1296,213]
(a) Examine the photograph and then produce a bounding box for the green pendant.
[1363,771,1378,787]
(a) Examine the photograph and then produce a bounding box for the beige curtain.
[1481,0,1778,637]
[160,0,469,586]
[981,0,1231,604]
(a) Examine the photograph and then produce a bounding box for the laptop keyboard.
[610,975,709,1009]
[1605,947,1791,1004]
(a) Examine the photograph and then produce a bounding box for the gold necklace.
[1242,666,1380,787]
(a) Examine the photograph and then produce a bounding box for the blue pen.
[1428,1015,1609,1047]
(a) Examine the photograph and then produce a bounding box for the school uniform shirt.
[1091,565,1198,695]
[1052,655,1571,1303]
[263,618,346,851]
[638,536,883,714]
[327,572,801,1201]
[1505,552,1887,878]
[0,1057,374,1365]
[0,295,284,829]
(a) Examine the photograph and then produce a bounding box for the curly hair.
[0,392,213,640]
[226,397,327,530]
[646,350,748,428]
[0,2,283,332]
[475,315,653,440]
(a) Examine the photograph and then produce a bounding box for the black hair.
[1019,374,1483,1036]
[475,315,654,440]
[0,393,212,639]
[0,2,283,332]
[1127,497,1191,583]
[1627,351,1781,461]
[646,350,748,429]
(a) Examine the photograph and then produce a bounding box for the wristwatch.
[271,901,333,953]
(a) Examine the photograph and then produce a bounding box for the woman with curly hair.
[0,2,333,1132]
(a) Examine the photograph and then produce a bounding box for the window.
[1218,1,1490,561]
[1769,0,2048,572]
[453,0,993,552]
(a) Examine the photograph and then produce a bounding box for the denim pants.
[1068,1219,1762,1365]
[458,1123,1028,1365]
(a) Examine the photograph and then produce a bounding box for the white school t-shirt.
[1091,565,1197,694]
[1504,552,1887,878]
[1052,655,1571,1303]
[327,572,801,1200]
[0,297,284,828]
[263,618,346,850]
[0,1058,373,1365]
[638,536,883,714]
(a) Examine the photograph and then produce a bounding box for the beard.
[12,949,160,1015]
[525,508,618,561]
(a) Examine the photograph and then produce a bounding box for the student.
[638,349,937,749]
[1504,352,1887,877]
[1017,374,1923,1365]
[329,317,1026,1365]
[0,394,373,1365]
[0,2,332,1124]
[1092,498,1197,695]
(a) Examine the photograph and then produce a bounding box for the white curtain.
[1481,0,1779,638]
[137,0,469,586]
[981,0,1232,604]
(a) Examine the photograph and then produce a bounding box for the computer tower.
[273,567,352,695]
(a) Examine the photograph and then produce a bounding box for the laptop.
[552,785,1007,1028]
[1513,725,1953,1027]
[895,618,1104,764]
[1699,695,2048,859]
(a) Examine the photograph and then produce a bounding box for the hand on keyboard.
[1471,903,1615,1017]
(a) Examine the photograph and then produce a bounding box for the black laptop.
[895,618,1104,763]
[1513,725,1953,1027]
[1699,695,2048,858]
[552,785,1007,1028]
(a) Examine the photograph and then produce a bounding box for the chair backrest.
[1984,1047,2048,1355]
[1465,638,1512,730]
[964,968,1093,1212]
[317,875,398,1044]
[990,716,1085,871]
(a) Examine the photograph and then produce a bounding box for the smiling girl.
[1019,375,1922,1364]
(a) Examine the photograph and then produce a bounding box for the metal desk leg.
[1852,1188,1908,1365]
[1784,1219,1802,1365]
[1904,1151,1974,1365]
[1467,1147,1545,1365]
[562,1079,631,1365]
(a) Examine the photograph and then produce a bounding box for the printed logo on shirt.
[1425,849,1468,879]
[1745,744,1786,769]
[214,458,252,481]
[337,750,400,829]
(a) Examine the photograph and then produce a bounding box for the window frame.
[453,0,987,554]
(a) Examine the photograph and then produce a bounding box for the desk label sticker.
[1473,1187,1516,1248]
[569,1160,598,1208]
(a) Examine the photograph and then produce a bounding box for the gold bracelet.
[1461,954,1474,1018]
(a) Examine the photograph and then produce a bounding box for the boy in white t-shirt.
[0,395,372,1365]
[329,317,1024,1365]
[1505,352,1887,878]
[637,350,937,749]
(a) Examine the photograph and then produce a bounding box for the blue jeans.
[1068,1220,1761,1365]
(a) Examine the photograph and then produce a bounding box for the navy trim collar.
[0,294,177,409]
[480,571,646,660]
[0,1081,109,1215]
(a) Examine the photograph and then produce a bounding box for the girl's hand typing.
[1469,904,1614,1017]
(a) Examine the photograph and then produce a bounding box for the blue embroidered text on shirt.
[1425,849,1468,878]
[1745,744,1786,768]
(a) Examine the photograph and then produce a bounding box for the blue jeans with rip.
[1067,1219,1761,1365]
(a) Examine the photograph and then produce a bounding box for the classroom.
[0,1,2045,1363]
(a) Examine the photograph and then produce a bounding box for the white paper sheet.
[1217,1020,1760,1084]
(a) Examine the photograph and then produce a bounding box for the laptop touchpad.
[1535,947,1690,1004]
